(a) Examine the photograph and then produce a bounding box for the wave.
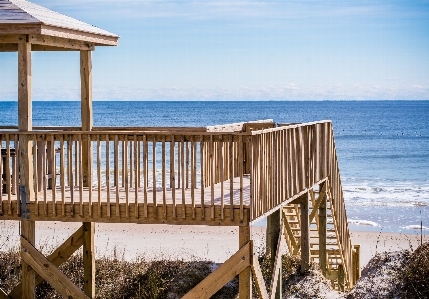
[402,225,429,231]
[347,219,379,227]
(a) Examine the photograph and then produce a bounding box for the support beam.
[21,221,36,299]
[182,242,251,299]
[318,182,327,277]
[353,244,361,285]
[21,237,89,299]
[266,209,282,299]
[239,226,252,299]
[338,264,345,292]
[80,50,93,187]
[83,222,95,298]
[300,192,310,273]
[9,226,84,299]
[18,37,36,299]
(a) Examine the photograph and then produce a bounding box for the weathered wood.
[83,222,95,298]
[182,242,251,299]
[269,225,284,299]
[266,212,283,299]
[251,252,269,299]
[21,237,89,299]
[81,51,92,191]
[9,226,84,299]
[300,192,310,273]
[239,226,252,299]
[319,182,327,277]
[21,220,36,299]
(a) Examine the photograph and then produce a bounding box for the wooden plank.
[269,224,284,299]
[83,222,95,298]
[309,183,327,223]
[210,135,214,220]
[266,210,282,299]
[143,135,148,218]
[105,135,111,217]
[170,136,176,219]
[200,136,205,220]
[229,135,234,221]
[60,136,65,216]
[162,136,167,219]
[21,220,36,299]
[134,135,139,218]
[181,136,185,219]
[152,138,157,219]
[21,237,89,299]
[300,192,310,273]
[9,226,84,299]
[30,34,94,51]
[182,242,251,299]
[124,137,129,218]
[251,253,269,299]
[78,135,84,216]
[191,136,196,219]
[50,137,56,216]
[114,135,119,216]
[239,226,252,299]
[218,136,224,220]
[239,134,244,221]
[97,136,101,216]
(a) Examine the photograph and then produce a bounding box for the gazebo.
[1,0,118,298]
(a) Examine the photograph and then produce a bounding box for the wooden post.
[83,222,95,298]
[266,209,282,299]
[18,37,36,299]
[80,50,92,188]
[239,226,252,299]
[300,192,310,273]
[81,51,94,299]
[353,244,360,284]
[318,183,327,277]
[338,264,345,292]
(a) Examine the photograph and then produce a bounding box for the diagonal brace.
[20,237,89,299]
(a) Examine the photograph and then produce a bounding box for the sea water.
[0,101,428,233]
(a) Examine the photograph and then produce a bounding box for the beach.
[1,220,425,269]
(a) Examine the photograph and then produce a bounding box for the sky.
[1,0,429,101]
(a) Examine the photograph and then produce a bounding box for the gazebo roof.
[0,0,119,49]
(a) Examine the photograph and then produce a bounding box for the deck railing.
[1,121,353,283]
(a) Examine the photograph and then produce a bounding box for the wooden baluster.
[218,135,224,220]
[171,135,176,219]
[0,135,3,215]
[134,135,139,218]
[97,135,101,217]
[106,135,111,218]
[6,135,12,214]
[114,135,119,217]
[69,135,74,216]
[60,136,65,216]
[129,136,133,189]
[162,136,166,219]
[239,134,243,221]
[229,135,233,221]
[186,140,189,189]
[143,135,148,218]
[191,135,196,220]
[121,139,125,187]
[51,135,56,216]
[87,135,92,217]
[42,137,47,216]
[181,136,185,219]
[210,135,214,220]
[124,135,129,218]
[200,135,205,220]
[78,134,83,217]
[152,137,157,219]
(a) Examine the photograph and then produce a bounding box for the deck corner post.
[239,226,252,299]
[80,50,93,188]
[318,182,327,277]
[352,244,360,285]
[300,192,310,273]
[266,209,282,298]
[83,222,95,298]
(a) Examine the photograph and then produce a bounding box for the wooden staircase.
[282,182,355,290]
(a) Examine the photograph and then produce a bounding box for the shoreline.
[1,221,427,269]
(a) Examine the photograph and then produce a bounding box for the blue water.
[1,101,428,233]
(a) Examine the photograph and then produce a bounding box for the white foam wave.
[402,225,429,231]
[342,178,429,207]
[347,219,379,227]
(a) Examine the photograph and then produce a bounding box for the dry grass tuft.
[401,242,429,298]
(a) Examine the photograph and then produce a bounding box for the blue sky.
[1,0,429,100]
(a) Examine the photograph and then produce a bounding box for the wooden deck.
[1,176,251,225]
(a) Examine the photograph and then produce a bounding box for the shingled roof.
[0,0,119,46]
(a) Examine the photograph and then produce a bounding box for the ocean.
[1,100,428,233]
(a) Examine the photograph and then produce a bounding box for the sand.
[0,220,426,269]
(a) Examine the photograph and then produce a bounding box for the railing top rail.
[250,120,332,135]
